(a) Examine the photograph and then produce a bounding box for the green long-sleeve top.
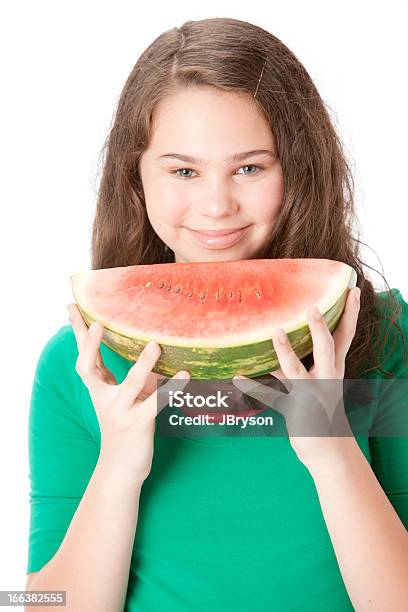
[26,288,408,611]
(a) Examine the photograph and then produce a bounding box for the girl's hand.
[232,287,361,473]
[67,303,190,482]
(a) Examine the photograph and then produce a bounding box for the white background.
[1,0,407,596]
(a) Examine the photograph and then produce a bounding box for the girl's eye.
[171,164,263,179]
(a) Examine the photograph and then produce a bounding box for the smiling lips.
[189,226,248,235]
[186,225,251,248]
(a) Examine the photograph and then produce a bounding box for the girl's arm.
[26,448,143,612]
[26,306,189,612]
[310,436,408,611]
[235,288,408,609]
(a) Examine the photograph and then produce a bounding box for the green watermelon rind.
[72,265,356,379]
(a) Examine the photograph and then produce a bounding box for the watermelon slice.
[70,259,356,379]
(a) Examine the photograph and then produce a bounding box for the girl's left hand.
[232,286,361,473]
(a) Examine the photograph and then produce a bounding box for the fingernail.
[276,329,287,344]
[312,306,321,321]
[355,288,361,303]
[175,370,189,378]
[234,375,246,380]
[89,322,99,336]
[144,341,158,354]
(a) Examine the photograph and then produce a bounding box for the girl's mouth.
[185,225,251,249]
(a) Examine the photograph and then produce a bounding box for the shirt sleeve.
[369,288,408,529]
[26,325,100,573]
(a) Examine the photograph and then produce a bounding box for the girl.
[25,17,408,611]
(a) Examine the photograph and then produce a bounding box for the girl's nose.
[195,186,240,218]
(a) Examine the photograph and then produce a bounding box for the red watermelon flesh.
[71,258,356,379]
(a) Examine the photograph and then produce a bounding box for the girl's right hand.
[67,303,190,483]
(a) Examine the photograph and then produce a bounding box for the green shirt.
[26,288,408,611]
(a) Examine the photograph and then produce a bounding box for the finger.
[333,287,361,369]
[96,360,118,385]
[269,368,286,380]
[306,306,336,378]
[75,321,108,390]
[143,370,191,420]
[116,341,163,406]
[68,303,107,371]
[233,375,293,421]
[272,329,309,380]
[67,303,89,351]
[232,375,281,409]
[267,368,293,394]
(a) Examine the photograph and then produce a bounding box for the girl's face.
[138,87,284,263]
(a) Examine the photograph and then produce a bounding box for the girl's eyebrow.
[156,149,276,165]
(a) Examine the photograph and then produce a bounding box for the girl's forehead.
[152,87,264,122]
[146,90,275,155]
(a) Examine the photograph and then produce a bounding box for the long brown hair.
[90,17,406,381]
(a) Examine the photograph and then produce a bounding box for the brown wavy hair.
[90,17,406,382]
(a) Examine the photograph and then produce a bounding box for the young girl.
[25,17,408,611]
